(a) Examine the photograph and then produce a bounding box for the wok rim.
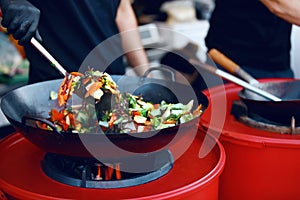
[238,79,300,103]
[1,76,208,137]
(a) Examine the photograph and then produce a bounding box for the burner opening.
[42,150,173,188]
[231,100,300,134]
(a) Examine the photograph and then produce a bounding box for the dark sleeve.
[115,0,121,9]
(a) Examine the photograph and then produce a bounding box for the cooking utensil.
[30,37,68,76]
[31,37,114,113]
[206,48,300,125]
[239,80,300,125]
[1,38,208,158]
[188,58,281,101]
[1,74,208,158]
[208,48,259,85]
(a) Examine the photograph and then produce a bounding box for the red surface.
[201,79,300,200]
[0,128,225,200]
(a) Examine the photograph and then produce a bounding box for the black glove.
[0,0,41,45]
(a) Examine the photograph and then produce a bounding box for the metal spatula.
[30,37,68,76]
[189,58,282,102]
[30,37,115,115]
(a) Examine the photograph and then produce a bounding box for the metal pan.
[208,48,300,126]
[238,80,300,126]
[0,74,208,158]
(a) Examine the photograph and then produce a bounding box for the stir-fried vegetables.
[42,69,204,134]
[57,70,119,107]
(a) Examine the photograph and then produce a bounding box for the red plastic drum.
[0,127,225,200]
[201,80,300,200]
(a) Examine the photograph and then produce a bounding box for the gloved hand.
[0,0,41,45]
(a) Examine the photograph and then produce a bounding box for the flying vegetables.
[44,69,204,134]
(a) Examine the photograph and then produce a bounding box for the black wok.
[238,79,300,126]
[208,48,300,126]
[1,75,208,158]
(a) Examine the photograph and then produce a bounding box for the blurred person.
[261,0,300,26]
[132,0,169,24]
[205,0,300,79]
[0,0,150,84]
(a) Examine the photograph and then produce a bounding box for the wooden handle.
[208,48,240,74]
[208,48,259,84]
[188,58,281,101]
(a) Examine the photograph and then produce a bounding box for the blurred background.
[0,0,300,127]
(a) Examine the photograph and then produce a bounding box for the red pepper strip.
[58,76,73,107]
[60,120,69,131]
[108,113,117,128]
[50,109,65,121]
[132,111,141,117]
[85,81,103,98]
[35,121,48,130]
[70,72,83,77]
[82,76,92,85]
[67,112,76,128]
[50,109,74,131]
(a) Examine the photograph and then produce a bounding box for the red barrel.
[0,127,225,200]
[201,81,300,200]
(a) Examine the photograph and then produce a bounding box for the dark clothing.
[239,65,294,79]
[24,0,124,84]
[205,0,293,75]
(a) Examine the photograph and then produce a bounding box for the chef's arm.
[0,0,41,44]
[260,0,300,26]
[116,0,150,76]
